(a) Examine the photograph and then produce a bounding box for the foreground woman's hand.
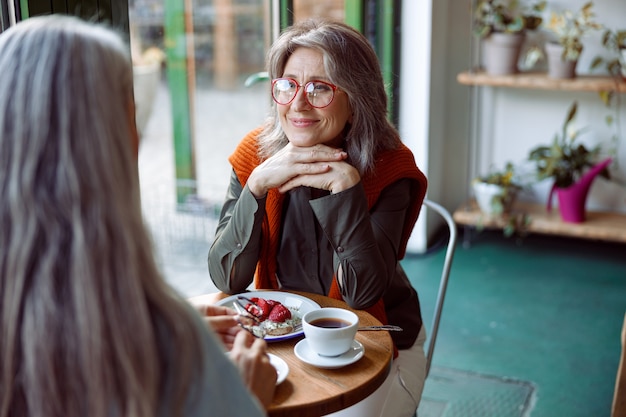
[188,295,242,349]
[201,304,242,349]
[229,330,277,408]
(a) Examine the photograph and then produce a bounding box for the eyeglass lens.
[272,78,335,108]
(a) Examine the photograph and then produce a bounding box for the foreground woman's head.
[0,15,203,417]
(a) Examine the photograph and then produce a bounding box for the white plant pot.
[133,62,161,137]
[472,181,517,215]
[482,33,525,76]
[545,42,578,79]
[620,49,626,80]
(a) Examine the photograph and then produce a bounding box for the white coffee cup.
[302,307,359,357]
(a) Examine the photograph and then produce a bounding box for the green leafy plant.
[528,101,610,188]
[472,162,530,238]
[589,29,625,167]
[473,162,523,214]
[474,0,546,38]
[590,28,626,79]
[544,1,602,61]
[475,162,520,187]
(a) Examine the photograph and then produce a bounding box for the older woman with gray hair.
[209,18,428,417]
[0,15,275,417]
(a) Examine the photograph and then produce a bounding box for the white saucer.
[294,339,364,369]
[268,353,289,385]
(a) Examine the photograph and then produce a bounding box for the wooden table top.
[209,290,394,417]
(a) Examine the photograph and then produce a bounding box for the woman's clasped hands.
[247,143,361,198]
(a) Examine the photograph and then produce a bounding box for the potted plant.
[472,162,530,237]
[528,101,612,223]
[543,1,602,79]
[472,162,523,215]
[130,24,166,137]
[474,0,546,75]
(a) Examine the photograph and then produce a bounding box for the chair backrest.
[421,199,457,377]
[612,312,626,417]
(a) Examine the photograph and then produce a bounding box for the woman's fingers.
[215,330,238,350]
[278,160,361,194]
[189,301,242,348]
[248,144,348,197]
[204,305,237,316]
[229,331,277,407]
[204,317,239,349]
[206,314,240,332]
[299,147,347,163]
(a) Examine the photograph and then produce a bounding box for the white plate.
[294,339,365,369]
[215,291,321,342]
[268,353,289,385]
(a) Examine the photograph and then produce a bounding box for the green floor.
[402,230,626,417]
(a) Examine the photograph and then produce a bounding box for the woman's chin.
[287,134,342,149]
[286,135,322,148]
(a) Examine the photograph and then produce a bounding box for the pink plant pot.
[547,158,613,223]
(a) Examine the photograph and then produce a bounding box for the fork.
[236,296,267,322]
[233,301,267,338]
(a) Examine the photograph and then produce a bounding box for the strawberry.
[245,297,272,321]
[244,299,262,318]
[268,304,292,323]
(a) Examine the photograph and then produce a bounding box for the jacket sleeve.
[208,169,265,294]
[309,179,411,309]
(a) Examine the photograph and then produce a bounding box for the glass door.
[131,0,272,205]
[4,0,380,296]
[131,0,353,296]
[130,0,276,295]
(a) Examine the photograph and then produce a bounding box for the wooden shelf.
[457,70,626,93]
[454,200,626,243]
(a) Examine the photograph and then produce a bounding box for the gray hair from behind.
[0,15,202,417]
[258,18,402,176]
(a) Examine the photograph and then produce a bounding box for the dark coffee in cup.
[303,308,359,356]
[309,318,351,328]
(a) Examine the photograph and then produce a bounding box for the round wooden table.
[205,290,394,417]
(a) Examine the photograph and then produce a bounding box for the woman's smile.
[289,117,319,128]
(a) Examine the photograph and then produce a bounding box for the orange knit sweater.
[229,128,427,342]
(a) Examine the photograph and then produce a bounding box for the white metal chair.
[420,199,458,377]
[612,312,626,417]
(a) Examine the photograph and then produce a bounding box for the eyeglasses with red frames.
[271,77,338,109]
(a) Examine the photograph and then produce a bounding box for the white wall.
[471,0,626,213]
[400,0,472,252]
[400,0,430,252]
[400,0,626,243]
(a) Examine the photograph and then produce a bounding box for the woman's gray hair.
[0,15,202,417]
[259,18,402,175]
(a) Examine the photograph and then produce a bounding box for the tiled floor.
[405,230,626,417]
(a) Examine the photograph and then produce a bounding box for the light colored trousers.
[324,325,427,417]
